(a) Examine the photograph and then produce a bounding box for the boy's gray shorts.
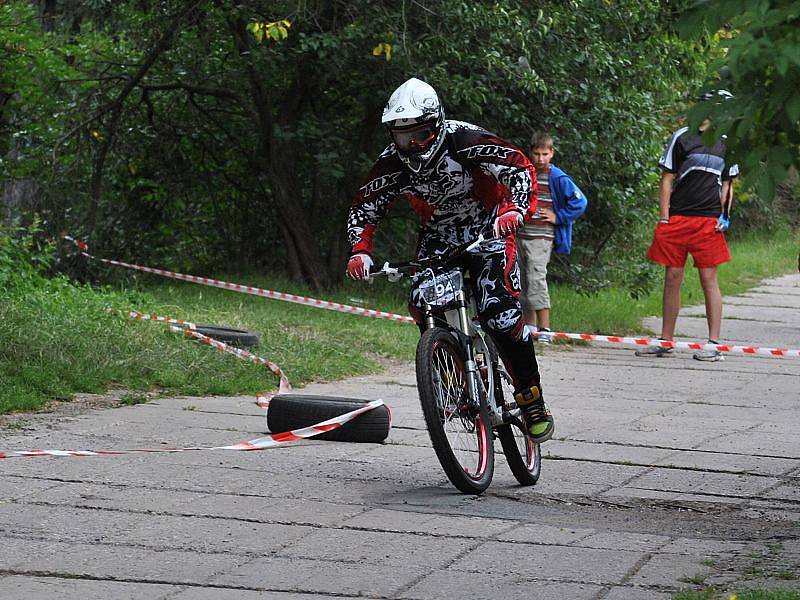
[516,236,553,311]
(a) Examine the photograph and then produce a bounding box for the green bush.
[0,222,53,288]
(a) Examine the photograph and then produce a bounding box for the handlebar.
[370,232,490,282]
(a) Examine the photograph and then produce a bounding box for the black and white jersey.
[347,120,537,258]
[659,127,739,217]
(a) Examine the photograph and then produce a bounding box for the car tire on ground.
[266,394,391,443]
[192,324,260,348]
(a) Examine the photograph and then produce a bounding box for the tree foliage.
[679,0,800,201]
[2,1,713,292]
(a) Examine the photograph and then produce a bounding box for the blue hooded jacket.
[547,164,588,255]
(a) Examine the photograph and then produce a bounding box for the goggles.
[390,121,437,154]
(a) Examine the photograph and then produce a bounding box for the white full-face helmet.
[382,77,446,173]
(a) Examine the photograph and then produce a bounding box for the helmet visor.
[390,122,438,154]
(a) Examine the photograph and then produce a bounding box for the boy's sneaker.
[513,384,554,444]
[693,342,724,362]
[634,340,674,357]
[537,328,552,345]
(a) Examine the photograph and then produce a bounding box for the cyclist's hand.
[494,211,524,237]
[715,213,730,232]
[346,254,373,280]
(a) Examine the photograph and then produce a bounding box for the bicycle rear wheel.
[416,327,494,494]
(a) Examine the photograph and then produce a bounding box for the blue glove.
[716,214,730,232]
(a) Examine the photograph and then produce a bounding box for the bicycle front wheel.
[416,327,494,494]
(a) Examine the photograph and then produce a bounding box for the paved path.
[1,274,799,599]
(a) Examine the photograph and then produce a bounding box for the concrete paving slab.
[603,585,674,600]
[624,468,780,498]
[399,570,603,600]
[341,507,514,538]
[121,514,315,555]
[170,589,376,600]
[726,293,800,308]
[653,449,796,476]
[573,530,671,552]
[643,315,800,347]
[628,552,712,587]
[213,556,428,597]
[0,576,181,600]
[495,523,595,545]
[280,527,477,569]
[685,304,800,326]
[545,440,676,466]
[449,540,644,585]
[0,535,242,583]
[0,503,147,544]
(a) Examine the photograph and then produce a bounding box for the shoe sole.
[693,355,724,362]
[528,424,554,444]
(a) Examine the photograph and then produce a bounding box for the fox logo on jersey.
[464,145,514,161]
[360,172,403,198]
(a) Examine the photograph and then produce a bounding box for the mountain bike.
[371,234,541,494]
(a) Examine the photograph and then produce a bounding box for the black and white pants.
[408,234,542,394]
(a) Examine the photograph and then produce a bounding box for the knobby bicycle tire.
[497,421,542,486]
[193,324,260,348]
[415,327,494,494]
[479,335,542,486]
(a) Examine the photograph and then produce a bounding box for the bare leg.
[697,266,722,341]
[523,309,537,328]
[536,307,551,330]
[661,266,685,340]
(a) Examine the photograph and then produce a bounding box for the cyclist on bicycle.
[345,77,554,444]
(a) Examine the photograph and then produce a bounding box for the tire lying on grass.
[192,325,260,348]
[267,394,391,443]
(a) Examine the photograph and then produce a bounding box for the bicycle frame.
[420,282,507,428]
[373,233,513,427]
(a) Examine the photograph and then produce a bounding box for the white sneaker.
[537,328,552,345]
[634,340,674,357]
[693,348,724,362]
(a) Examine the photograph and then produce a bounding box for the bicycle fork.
[423,291,482,411]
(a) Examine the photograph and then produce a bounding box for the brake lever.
[382,262,403,282]
[368,262,403,283]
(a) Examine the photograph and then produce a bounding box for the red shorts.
[646,215,730,268]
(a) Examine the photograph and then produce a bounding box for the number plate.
[419,270,463,306]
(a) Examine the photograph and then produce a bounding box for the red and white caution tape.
[0,399,384,459]
[127,311,291,403]
[64,236,799,359]
[65,236,415,324]
[540,331,800,358]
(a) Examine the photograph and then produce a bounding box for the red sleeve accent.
[406,192,434,224]
[472,167,508,213]
[451,125,537,216]
[351,224,377,256]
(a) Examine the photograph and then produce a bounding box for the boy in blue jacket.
[516,132,588,343]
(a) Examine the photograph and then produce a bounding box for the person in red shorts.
[636,90,739,362]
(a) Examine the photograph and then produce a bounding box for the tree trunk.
[228,15,333,290]
[2,147,39,225]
